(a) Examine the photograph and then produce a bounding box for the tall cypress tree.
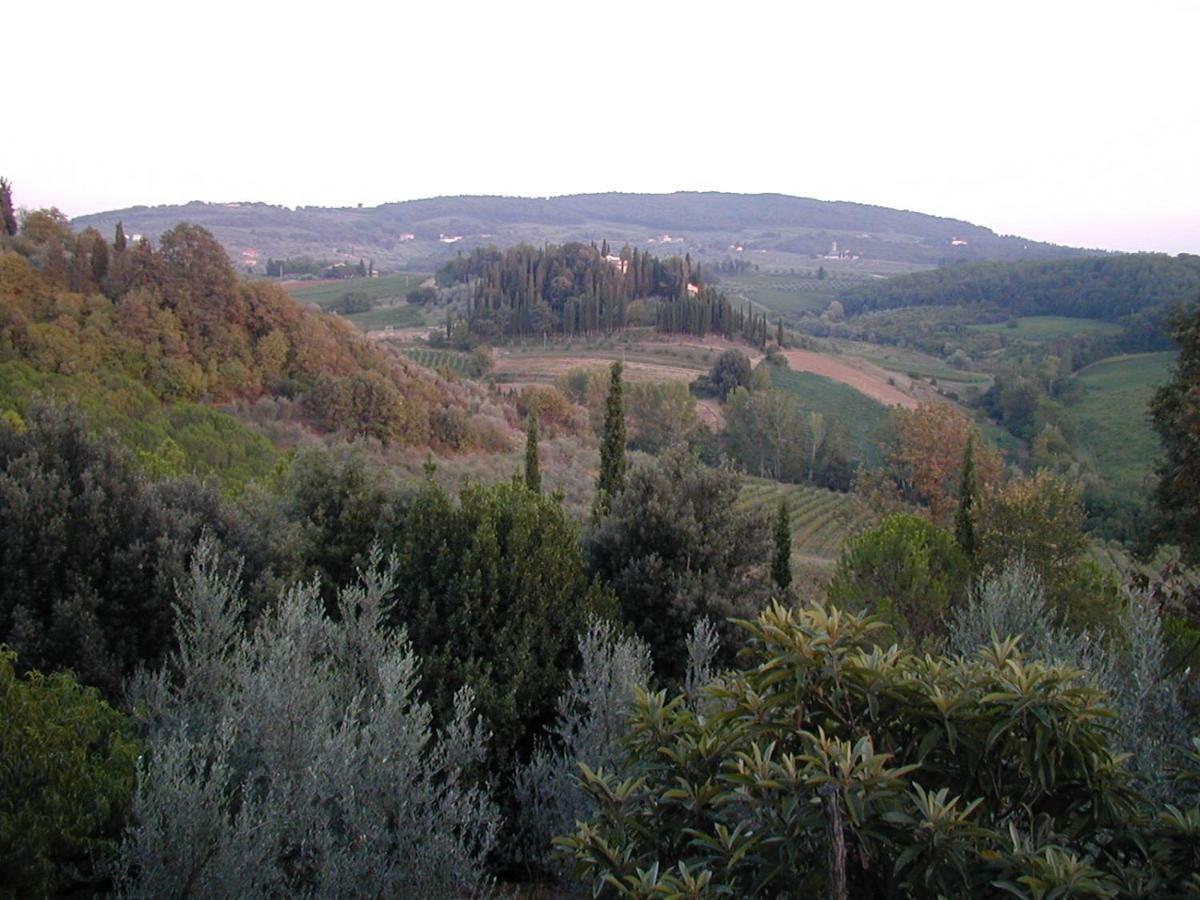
[954,435,978,561]
[0,178,16,237]
[113,221,128,253]
[772,497,793,590]
[593,361,627,519]
[524,407,541,493]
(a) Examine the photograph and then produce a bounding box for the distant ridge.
[74,191,1102,272]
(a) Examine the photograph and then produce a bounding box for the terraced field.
[400,348,477,375]
[738,477,874,565]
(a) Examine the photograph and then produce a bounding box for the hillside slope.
[0,216,516,458]
[72,192,1097,272]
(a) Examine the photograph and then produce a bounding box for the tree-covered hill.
[0,205,515,453]
[837,253,1200,346]
[71,192,1097,272]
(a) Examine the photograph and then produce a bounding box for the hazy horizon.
[10,0,1198,255]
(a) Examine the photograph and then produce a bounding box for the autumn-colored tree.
[889,401,1002,525]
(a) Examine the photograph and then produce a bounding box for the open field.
[487,334,756,385]
[968,316,1123,342]
[340,304,426,331]
[767,365,892,466]
[777,349,919,409]
[1063,351,1175,496]
[738,477,874,567]
[283,273,429,307]
[720,263,926,320]
[830,339,991,386]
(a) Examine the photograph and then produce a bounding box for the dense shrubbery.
[0,650,138,898]
[557,602,1200,897]
[115,540,498,898]
[0,403,282,696]
[586,448,772,679]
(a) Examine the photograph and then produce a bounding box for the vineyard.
[738,476,875,565]
[400,348,478,376]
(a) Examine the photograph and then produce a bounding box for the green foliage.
[556,603,1155,898]
[975,472,1122,635]
[115,540,497,897]
[704,348,753,401]
[586,448,772,680]
[525,407,541,493]
[955,435,978,561]
[722,386,854,489]
[331,290,373,314]
[1152,301,1200,564]
[594,361,627,519]
[0,649,138,898]
[839,254,1200,349]
[828,513,970,642]
[625,379,702,454]
[772,497,792,589]
[0,360,279,491]
[768,364,889,468]
[387,478,613,768]
[0,401,282,695]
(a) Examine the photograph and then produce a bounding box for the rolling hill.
[72,192,1098,274]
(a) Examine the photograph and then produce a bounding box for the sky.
[9,0,1199,254]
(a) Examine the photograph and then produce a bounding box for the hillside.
[0,214,517,463]
[71,192,1097,273]
[836,253,1200,347]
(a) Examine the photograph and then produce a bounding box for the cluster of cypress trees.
[439,241,768,343]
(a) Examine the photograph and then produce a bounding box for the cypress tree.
[593,361,627,519]
[0,178,16,237]
[772,497,792,590]
[954,435,978,561]
[114,221,128,252]
[524,407,541,493]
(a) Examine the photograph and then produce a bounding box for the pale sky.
[9,0,1198,254]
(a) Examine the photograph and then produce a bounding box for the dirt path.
[778,349,919,409]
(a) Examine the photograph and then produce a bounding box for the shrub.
[0,649,138,898]
[114,539,498,898]
[555,602,1183,897]
[387,478,614,769]
[949,560,1188,798]
[585,448,771,680]
[513,618,651,871]
[828,513,970,643]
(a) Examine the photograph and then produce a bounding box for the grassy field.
[341,304,426,331]
[280,274,432,331]
[738,477,872,566]
[830,340,991,386]
[721,272,842,316]
[283,273,429,307]
[767,366,891,467]
[968,316,1123,342]
[1063,351,1175,495]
